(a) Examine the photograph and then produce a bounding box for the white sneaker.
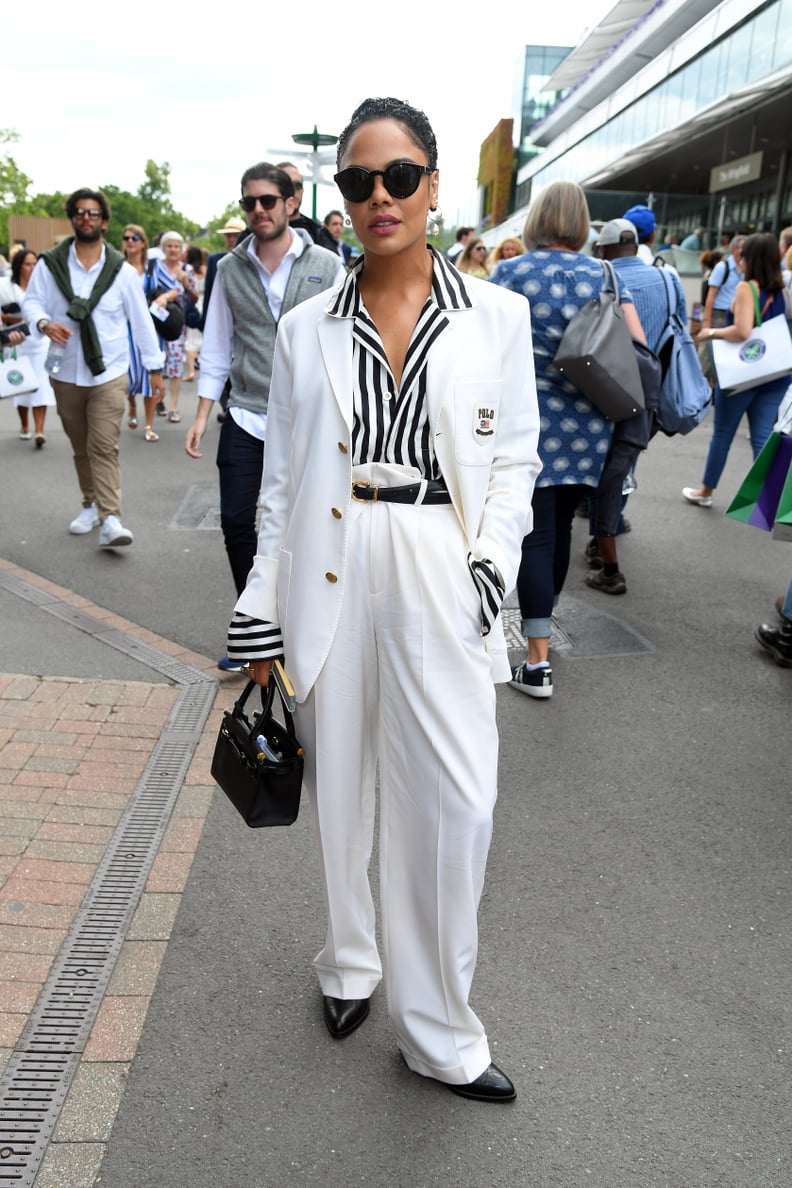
[98,514,133,548]
[69,504,100,534]
[682,487,713,508]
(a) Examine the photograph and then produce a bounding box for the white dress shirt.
[24,243,164,386]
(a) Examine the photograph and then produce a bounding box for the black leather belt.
[351,479,451,505]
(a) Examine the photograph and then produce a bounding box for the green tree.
[24,191,69,219]
[137,159,173,210]
[98,184,195,248]
[1,142,201,255]
[0,129,32,208]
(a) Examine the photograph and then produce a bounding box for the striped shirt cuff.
[227,613,284,662]
[467,555,506,638]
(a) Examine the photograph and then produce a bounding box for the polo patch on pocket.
[474,406,496,438]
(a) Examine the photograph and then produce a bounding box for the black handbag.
[183,290,202,330]
[553,260,646,422]
[145,260,185,342]
[211,679,304,827]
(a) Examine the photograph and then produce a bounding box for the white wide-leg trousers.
[296,491,499,1084]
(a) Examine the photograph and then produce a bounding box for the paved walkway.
[0,558,239,1187]
[2,404,791,1187]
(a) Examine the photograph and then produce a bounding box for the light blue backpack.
[655,269,712,436]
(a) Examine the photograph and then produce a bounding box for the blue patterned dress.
[127,269,151,397]
[490,249,633,487]
[148,259,194,379]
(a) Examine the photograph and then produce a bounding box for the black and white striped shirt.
[227,248,503,666]
[330,247,471,476]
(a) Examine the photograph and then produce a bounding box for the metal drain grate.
[0,563,219,1185]
[0,679,217,1186]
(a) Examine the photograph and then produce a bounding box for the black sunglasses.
[334,161,433,204]
[239,194,284,213]
[122,233,141,242]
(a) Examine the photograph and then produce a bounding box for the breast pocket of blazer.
[453,381,503,466]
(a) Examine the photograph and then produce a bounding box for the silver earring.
[427,205,442,237]
[344,214,352,227]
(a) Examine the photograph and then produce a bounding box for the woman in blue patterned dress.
[122,224,161,442]
[151,231,197,424]
[490,180,645,699]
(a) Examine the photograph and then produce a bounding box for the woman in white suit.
[229,98,541,1101]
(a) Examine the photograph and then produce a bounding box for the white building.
[510,0,792,241]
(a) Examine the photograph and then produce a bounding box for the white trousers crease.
[296,494,498,1084]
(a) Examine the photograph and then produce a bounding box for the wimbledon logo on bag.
[739,339,766,363]
[6,368,25,386]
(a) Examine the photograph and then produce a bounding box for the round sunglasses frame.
[334,161,434,204]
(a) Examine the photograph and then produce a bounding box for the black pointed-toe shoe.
[447,1062,516,1102]
[322,995,370,1038]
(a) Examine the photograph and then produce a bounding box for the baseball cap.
[597,219,639,247]
[623,204,656,237]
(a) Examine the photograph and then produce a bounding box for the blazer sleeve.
[470,293,541,594]
[232,319,294,624]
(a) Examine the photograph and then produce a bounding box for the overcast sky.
[5,0,611,230]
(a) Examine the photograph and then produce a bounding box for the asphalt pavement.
[1,392,790,1188]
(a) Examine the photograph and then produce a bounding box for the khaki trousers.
[52,375,127,520]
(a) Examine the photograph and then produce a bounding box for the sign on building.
[709,152,763,193]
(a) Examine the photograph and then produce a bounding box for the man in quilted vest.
[185,163,344,670]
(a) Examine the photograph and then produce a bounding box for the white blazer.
[235,276,542,702]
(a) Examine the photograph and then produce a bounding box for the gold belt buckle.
[351,481,378,502]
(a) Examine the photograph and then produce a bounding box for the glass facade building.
[514,0,792,238]
[512,45,572,169]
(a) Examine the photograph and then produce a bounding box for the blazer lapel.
[426,307,476,483]
[317,313,354,432]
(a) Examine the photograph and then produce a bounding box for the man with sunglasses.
[185,162,344,670]
[25,188,165,547]
[277,162,339,255]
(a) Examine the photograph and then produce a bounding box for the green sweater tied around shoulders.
[41,237,125,377]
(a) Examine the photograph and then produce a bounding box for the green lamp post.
[291,126,339,219]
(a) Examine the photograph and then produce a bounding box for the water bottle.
[255,734,282,763]
[45,341,67,375]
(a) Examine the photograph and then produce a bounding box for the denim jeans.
[701,378,786,489]
[216,414,264,596]
[517,484,589,637]
[782,576,792,621]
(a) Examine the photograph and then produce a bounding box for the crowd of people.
[2,159,791,661]
[480,198,792,686]
[2,95,792,1109]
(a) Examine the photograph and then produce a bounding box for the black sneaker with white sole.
[508,662,553,699]
[585,569,626,595]
[585,538,603,569]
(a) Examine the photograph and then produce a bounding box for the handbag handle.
[232,678,299,747]
[748,281,774,327]
[600,259,620,302]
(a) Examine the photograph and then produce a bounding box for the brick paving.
[0,559,240,1184]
